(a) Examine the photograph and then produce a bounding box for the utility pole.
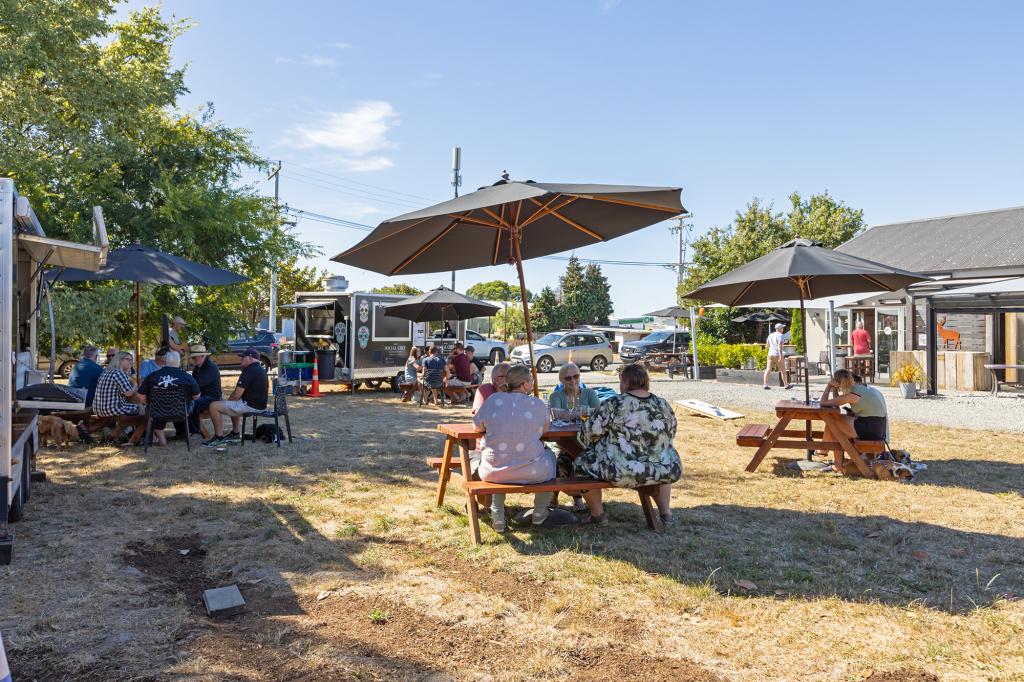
[267,160,281,332]
[450,146,462,291]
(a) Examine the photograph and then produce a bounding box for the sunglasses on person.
[563,373,581,381]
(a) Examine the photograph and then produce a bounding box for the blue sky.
[129,0,1024,316]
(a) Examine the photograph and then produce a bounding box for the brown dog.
[38,415,79,446]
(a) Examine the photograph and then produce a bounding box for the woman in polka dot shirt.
[472,365,556,532]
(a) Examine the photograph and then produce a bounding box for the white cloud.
[274,54,337,68]
[323,41,353,49]
[286,102,400,172]
[600,0,622,11]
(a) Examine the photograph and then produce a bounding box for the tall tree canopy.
[581,263,613,326]
[370,284,422,296]
[0,0,306,348]
[679,192,865,342]
[530,286,562,332]
[466,280,531,302]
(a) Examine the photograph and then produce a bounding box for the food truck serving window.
[373,302,411,341]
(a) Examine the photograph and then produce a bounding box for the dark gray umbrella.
[646,305,688,318]
[685,239,927,403]
[732,311,790,323]
[50,244,247,372]
[385,286,499,323]
[334,178,685,391]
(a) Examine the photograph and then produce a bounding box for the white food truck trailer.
[1,179,108,564]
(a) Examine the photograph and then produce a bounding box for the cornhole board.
[674,399,743,421]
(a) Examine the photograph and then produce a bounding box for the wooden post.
[511,227,539,397]
[135,281,142,377]
[799,279,812,460]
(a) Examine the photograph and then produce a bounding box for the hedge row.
[696,343,768,370]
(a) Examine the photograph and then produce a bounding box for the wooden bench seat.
[426,456,463,469]
[465,477,614,496]
[399,382,419,402]
[736,423,771,446]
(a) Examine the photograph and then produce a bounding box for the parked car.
[619,330,692,363]
[210,329,284,370]
[509,331,613,373]
[431,330,508,365]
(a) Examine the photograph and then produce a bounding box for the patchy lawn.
[1,381,1022,681]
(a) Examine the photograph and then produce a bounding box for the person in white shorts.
[205,348,269,446]
[763,323,794,390]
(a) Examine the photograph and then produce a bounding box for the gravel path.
[535,366,1024,434]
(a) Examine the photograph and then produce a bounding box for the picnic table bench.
[737,400,885,478]
[430,423,660,544]
[983,364,1024,396]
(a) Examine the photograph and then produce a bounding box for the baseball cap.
[239,348,260,359]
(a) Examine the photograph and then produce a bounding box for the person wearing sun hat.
[188,343,221,436]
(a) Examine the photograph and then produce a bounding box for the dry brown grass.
[1,379,1021,681]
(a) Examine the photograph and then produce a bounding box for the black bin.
[315,349,337,381]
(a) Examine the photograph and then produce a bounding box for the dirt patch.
[862,670,940,682]
[7,646,158,682]
[123,534,211,612]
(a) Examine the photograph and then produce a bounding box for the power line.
[281,173,426,210]
[279,159,443,203]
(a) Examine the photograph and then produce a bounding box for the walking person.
[763,323,794,390]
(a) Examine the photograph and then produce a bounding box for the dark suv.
[619,330,692,362]
[210,330,284,370]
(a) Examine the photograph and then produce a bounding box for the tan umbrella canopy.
[333,177,685,392]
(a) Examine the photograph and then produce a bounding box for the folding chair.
[144,384,191,452]
[242,385,292,447]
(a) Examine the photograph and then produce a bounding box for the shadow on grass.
[916,458,1024,495]
[500,501,1022,614]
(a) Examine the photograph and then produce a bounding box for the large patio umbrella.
[384,286,499,324]
[333,178,685,392]
[49,244,247,373]
[685,238,927,403]
[732,310,789,323]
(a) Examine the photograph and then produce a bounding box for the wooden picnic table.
[737,400,884,478]
[431,422,659,543]
[845,354,875,383]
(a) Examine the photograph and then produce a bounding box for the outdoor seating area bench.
[983,364,1024,396]
[431,423,661,543]
[735,401,887,478]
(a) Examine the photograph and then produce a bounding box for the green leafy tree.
[466,280,530,302]
[495,304,526,341]
[530,286,562,332]
[581,263,613,325]
[226,257,326,330]
[369,283,422,296]
[789,308,805,354]
[678,192,865,342]
[1,1,307,349]
[558,256,588,326]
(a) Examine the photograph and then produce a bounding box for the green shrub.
[695,342,767,369]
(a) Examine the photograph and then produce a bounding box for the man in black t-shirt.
[205,348,268,446]
[137,350,201,446]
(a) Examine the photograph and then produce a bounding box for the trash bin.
[315,349,336,381]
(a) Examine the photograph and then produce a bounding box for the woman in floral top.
[574,363,681,526]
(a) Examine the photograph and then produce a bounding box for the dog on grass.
[38,415,79,446]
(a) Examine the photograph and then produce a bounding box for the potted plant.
[890,362,924,398]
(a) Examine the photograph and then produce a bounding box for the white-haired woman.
[472,365,556,532]
[93,351,147,445]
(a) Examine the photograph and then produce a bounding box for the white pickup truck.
[431,330,508,365]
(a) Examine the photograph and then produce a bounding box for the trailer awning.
[18,234,107,271]
[283,300,336,309]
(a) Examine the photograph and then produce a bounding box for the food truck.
[286,284,426,391]
[1,179,108,564]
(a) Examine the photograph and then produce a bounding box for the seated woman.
[819,368,888,474]
[547,362,600,512]
[472,365,556,532]
[93,351,147,445]
[402,347,422,400]
[472,362,510,415]
[573,364,681,526]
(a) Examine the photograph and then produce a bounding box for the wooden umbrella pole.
[135,281,142,378]
[511,228,539,396]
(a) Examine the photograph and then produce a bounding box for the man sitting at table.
[188,344,222,437]
[763,323,794,390]
[205,349,268,446]
[819,368,888,475]
[137,350,200,446]
[139,346,168,381]
[67,345,103,408]
[420,345,447,405]
[445,342,474,404]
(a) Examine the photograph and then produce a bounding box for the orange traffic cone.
[307,359,323,397]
